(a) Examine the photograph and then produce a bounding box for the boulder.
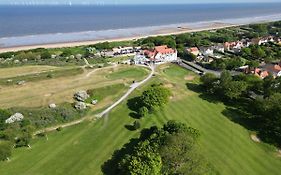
[17,80,26,85]
[5,113,24,124]
[74,91,89,102]
[76,54,82,59]
[74,102,87,110]
[14,59,20,64]
[91,100,98,105]
[49,103,57,108]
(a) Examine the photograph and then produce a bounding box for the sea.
[0,3,281,48]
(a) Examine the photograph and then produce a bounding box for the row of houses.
[133,45,178,64]
[245,63,281,79]
[186,36,280,62]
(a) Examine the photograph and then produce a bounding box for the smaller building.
[265,64,281,78]
[213,44,225,53]
[199,46,214,56]
[186,47,200,56]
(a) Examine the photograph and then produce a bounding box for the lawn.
[0,64,280,175]
[0,65,63,79]
[106,66,149,81]
[0,67,83,86]
[0,65,148,108]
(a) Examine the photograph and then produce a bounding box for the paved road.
[96,64,155,118]
[180,59,241,77]
[34,64,154,135]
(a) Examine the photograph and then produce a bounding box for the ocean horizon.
[0,3,281,48]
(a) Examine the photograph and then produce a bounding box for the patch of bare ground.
[277,149,281,158]
[250,133,261,143]
[185,75,195,81]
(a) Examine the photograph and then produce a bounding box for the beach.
[0,13,281,53]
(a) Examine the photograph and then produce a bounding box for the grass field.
[0,65,63,79]
[0,67,83,86]
[0,65,149,108]
[0,64,280,175]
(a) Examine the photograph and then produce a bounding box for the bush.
[56,127,63,132]
[0,141,12,161]
[139,106,149,118]
[133,121,141,130]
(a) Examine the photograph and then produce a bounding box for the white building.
[134,45,177,64]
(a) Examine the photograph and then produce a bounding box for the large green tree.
[140,85,171,112]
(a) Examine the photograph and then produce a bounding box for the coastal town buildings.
[186,47,200,56]
[134,45,177,64]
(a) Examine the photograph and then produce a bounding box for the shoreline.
[0,23,237,53]
[0,14,280,53]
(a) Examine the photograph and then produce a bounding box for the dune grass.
[0,64,280,175]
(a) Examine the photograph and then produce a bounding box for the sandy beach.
[0,22,237,53]
[0,15,280,53]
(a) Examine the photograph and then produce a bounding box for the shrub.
[0,141,12,161]
[139,106,149,118]
[133,121,141,130]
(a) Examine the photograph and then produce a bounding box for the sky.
[0,0,281,5]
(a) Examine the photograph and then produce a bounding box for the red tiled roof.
[187,47,199,52]
[144,45,175,60]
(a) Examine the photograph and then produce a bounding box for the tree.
[0,141,12,161]
[220,70,232,90]
[258,93,281,146]
[133,121,141,130]
[0,109,10,130]
[140,85,171,112]
[241,47,252,57]
[160,132,212,175]
[252,47,266,59]
[139,106,149,118]
[224,81,248,100]
[41,51,51,59]
[103,121,215,175]
[118,140,162,175]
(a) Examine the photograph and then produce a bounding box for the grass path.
[0,64,280,175]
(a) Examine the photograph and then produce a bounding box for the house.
[265,64,281,77]
[241,39,252,47]
[186,47,200,56]
[112,46,134,55]
[253,68,269,79]
[224,41,244,52]
[134,45,177,64]
[251,37,274,46]
[199,46,214,56]
[213,44,225,53]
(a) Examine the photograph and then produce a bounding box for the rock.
[49,103,57,108]
[5,113,24,124]
[51,54,57,59]
[14,59,20,64]
[91,100,98,105]
[17,80,26,85]
[74,91,89,102]
[7,79,13,83]
[76,54,82,59]
[74,102,87,110]
[69,55,75,59]
[22,59,28,62]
